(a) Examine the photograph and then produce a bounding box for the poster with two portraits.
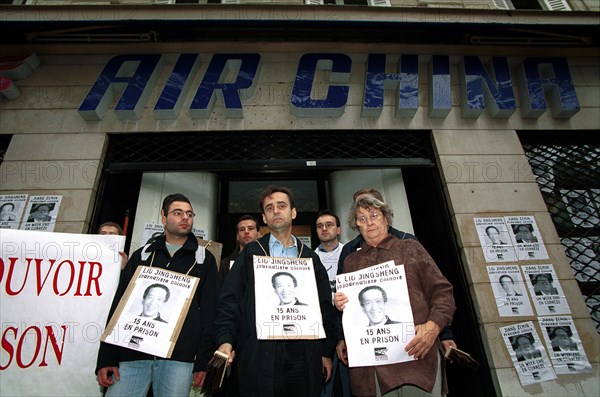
[474,215,548,262]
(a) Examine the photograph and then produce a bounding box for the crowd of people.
[94,186,457,397]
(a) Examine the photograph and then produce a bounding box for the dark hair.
[259,185,295,213]
[271,271,297,288]
[32,203,54,212]
[143,283,170,303]
[511,333,534,349]
[532,273,553,284]
[98,221,123,235]
[162,193,191,215]
[549,326,572,340]
[316,210,340,227]
[0,202,15,212]
[358,285,388,306]
[485,226,500,236]
[513,223,533,233]
[499,275,514,284]
[236,214,259,229]
[353,188,384,202]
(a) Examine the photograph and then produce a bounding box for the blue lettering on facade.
[189,53,261,118]
[78,54,164,121]
[77,53,580,121]
[459,56,516,118]
[517,57,579,119]
[362,54,418,118]
[290,53,351,117]
[428,55,452,118]
[155,53,201,119]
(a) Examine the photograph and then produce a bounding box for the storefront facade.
[1,3,598,396]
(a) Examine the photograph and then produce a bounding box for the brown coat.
[343,235,456,397]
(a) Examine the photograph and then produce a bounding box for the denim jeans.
[105,359,193,397]
[321,354,351,397]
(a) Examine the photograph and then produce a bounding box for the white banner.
[0,229,123,396]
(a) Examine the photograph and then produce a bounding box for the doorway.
[93,130,495,397]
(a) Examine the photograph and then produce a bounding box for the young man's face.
[99,225,120,235]
[273,274,296,305]
[237,219,259,248]
[316,215,340,244]
[161,201,194,238]
[262,192,296,233]
[361,288,386,326]
[142,287,167,317]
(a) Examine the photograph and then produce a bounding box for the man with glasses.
[214,185,336,397]
[314,210,350,397]
[96,193,220,397]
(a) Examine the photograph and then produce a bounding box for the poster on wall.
[0,229,123,396]
[539,316,592,374]
[499,321,556,386]
[336,261,415,368]
[505,215,549,261]
[19,195,62,232]
[253,256,325,340]
[0,194,28,229]
[486,265,533,317]
[522,264,571,316]
[474,217,517,262]
[101,266,199,358]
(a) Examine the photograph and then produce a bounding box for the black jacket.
[95,233,220,373]
[214,234,336,397]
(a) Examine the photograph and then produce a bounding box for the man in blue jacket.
[96,193,220,397]
[214,185,336,397]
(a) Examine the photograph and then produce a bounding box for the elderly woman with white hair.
[334,193,455,397]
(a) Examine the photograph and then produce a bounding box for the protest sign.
[0,229,123,396]
[539,316,592,375]
[254,256,325,339]
[20,195,62,232]
[474,217,516,262]
[336,261,415,367]
[522,264,571,316]
[486,265,533,317]
[101,266,199,358]
[0,194,27,230]
[500,321,556,386]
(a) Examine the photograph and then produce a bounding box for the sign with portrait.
[19,195,62,232]
[500,321,556,386]
[101,265,199,358]
[253,256,325,340]
[336,261,415,367]
[474,217,516,262]
[539,316,592,375]
[486,265,533,317]
[505,215,549,261]
[522,264,571,316]
[0,194,28,229]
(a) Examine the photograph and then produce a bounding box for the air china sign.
[78,53,580,121]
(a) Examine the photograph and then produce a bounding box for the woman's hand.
[405,320,441,360]
[334,291,348,311]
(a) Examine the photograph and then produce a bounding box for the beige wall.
[0,45,598,396]
[432,129,599,396]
